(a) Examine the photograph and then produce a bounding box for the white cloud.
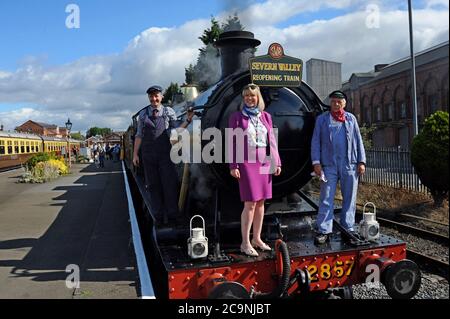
[0,0,448,133]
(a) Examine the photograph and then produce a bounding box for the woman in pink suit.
[228,83,282,257]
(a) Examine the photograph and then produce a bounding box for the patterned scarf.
[331,108,346,122]
[243,105,260,117]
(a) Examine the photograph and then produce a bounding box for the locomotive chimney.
[214,31,261,80]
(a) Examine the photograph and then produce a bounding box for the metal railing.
[361,146,428,193]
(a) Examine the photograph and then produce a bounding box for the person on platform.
[311,90,366,245]
[228,83,282,257]
[133,85,194,224]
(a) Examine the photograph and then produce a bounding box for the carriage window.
[31,145,35,152]
[0,140,5,155]
[21,146,25,153]
[27,146,30,152]
[36,145,40,152]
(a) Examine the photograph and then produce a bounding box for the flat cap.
[329,90,347,100]
[146,85,163,94]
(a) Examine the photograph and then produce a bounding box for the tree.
[162,82,181,104]
[411,111,449,206]
[185,64,195,85]
[86,127,112,138]
[199,17,221,47]
[359,124,375,150]
[70,131,85,141]
[188,14,245,91]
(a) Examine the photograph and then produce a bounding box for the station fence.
[361,146,428,194]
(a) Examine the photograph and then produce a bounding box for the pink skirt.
[238,147,273,202]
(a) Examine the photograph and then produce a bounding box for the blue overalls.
[317,118,359,234]
[141,107,180,222]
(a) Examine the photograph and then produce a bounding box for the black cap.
[329,90,347,100]
[146,85,163,94]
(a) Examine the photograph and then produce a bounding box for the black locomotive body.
[123,31,421,299]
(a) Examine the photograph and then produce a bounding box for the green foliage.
[70,131,85,140]
[86,127,112,138]
[26,152,57,170]
[199,17,221,46]
[187,14,245,91]
[359,124,375,150]
[20,160,67,183]
[185,64,195,85]
[411,111,449,206]
[162,82,181,104]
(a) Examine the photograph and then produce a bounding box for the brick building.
[342,41,449,148]
[15,120,69,138]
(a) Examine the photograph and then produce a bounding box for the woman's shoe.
[240,244,259,257]
[251,239,272,251]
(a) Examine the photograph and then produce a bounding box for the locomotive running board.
[333,219,372,247]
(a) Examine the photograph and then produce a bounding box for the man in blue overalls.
[311,90,366,244]
[133,85,194,225]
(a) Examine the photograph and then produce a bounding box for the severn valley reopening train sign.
[249,43,303,87]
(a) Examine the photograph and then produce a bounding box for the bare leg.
[251,200,266,245]
[241,201,256,249]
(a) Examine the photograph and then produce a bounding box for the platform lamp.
[65,118,72,168]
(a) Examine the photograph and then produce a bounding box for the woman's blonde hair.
[240,83,265,111]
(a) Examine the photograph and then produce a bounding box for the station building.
[342,41,449,148]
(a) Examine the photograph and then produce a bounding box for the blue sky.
[0,0,226,70]
[1,0,434,71]
[0,0,448,132]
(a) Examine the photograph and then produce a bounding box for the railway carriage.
[0,131,83,170]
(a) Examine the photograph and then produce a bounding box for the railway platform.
[0,161,139,299]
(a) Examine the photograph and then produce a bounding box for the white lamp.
[359,202,380,241]
[187,215,208,259]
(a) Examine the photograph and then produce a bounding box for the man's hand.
[358,163,366,176]
[230,169,240,179]
[186,107,195,122]
[133,154,139,167]
[313,164,322,176]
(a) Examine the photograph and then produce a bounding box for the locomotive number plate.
[307,259,355,282]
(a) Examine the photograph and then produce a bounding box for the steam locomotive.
[123,31,421,299]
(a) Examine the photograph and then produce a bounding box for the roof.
[0,131,42,140]
[34,121,58,129]
[347,41,449,87]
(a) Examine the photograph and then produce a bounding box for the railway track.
[308,191,448,243]
[406,248,449,280]
[375,217,449,244]
[307,191,449,280]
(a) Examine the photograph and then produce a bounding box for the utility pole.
[408,0,419,136]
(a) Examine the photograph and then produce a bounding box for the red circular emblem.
[268,43,284,59]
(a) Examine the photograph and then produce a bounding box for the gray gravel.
[353,271,449,299]
[381,227,449,262]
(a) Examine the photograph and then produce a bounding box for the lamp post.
[65,118,72,169]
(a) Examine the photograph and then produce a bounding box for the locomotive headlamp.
[187,215,208,259]
[359,202,380,241]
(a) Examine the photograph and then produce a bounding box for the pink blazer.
[228,111,282,170]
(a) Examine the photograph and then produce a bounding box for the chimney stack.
[214,31,261,80]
